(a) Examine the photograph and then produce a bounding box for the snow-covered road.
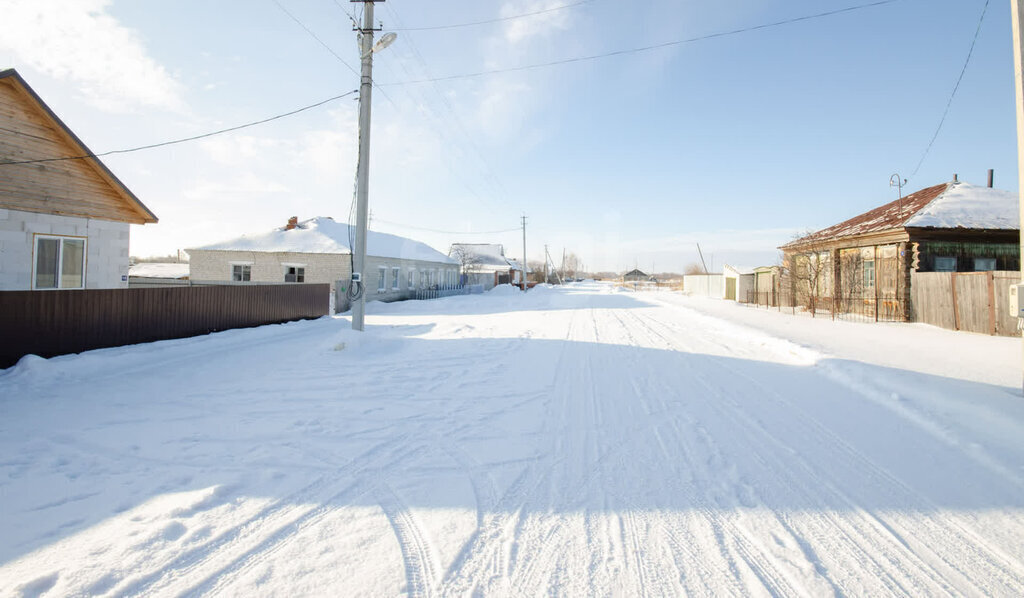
[2,282,1024,596]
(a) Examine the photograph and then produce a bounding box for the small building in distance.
[622,269,648,283]
[188,216,458,312]
[722,264,755,302]
[128,262,190,287]
[0,69,158,291]
[449,243,519,290]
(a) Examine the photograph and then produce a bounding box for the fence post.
[988,271,997,335]
[951,272,961,331]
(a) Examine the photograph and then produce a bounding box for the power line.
[909,0,990,178]
[392,0,594,32]
[380,0,903,86]
[0,90,358,166]
[373,218,520,235]
[275,0,399,109]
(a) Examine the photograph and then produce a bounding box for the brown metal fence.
[745,289,906,323]
[0,284,329,368]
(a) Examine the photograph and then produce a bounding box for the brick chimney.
[286,216,298,230]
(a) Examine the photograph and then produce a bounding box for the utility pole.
[544,244,549,284]
[351,0,388,331]
[1012,0,1024,392]
[520,215,528,291]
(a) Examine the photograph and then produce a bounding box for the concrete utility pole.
[521,215,528,291]
[544,244,549,284]
[1013,0,1024,391]
[352,0,384,331]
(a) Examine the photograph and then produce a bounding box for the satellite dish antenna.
[362,32,397,58]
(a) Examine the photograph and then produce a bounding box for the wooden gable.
[0,69,157,224]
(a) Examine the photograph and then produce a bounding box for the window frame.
[408,268,416,290]
[283,265,306,283]
[31,234,88,290]
[391,266,400,290]
[230,261,253,282]
[973,257,996,272]
[934,256,957,272]
[378,266,387,293]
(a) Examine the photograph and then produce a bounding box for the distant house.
[780,178,1019,318]
[722,265,755,302]
[0,69,158,291]
[128,263,190,287]
[448,243,518,290]
[187,216,458,312]
[622,269,648,283]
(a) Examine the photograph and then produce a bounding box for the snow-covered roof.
[190,217,456,264]
[723,264,756,276]
[782,181,1019,250]
[449,243,511,269]
[128,263,190,279]
[905,182,1018,229]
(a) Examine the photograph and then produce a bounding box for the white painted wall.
[682,274,725,298]
[0,208,129,290]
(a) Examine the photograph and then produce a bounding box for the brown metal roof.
[781,182,950,250]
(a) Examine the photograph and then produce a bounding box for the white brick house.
[187,216,459,312]
[0,69,158,291]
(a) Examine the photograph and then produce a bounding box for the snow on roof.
[783,181,1019,249]
[723,264,756,275]
[449,243,511,268]
[128,263,190,279]
[905,182,1018,229]
[191,217,456,264]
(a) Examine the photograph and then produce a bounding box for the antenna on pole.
[890,173,906,218]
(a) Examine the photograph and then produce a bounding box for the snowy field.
[2,281,1024,596]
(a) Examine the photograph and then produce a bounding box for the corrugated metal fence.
[0,284,329,368]
[910,271,1018,336]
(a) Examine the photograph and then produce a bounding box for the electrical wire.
[380,0,903,86]
[909,0,990,178]
[0,90,359,167]
[392,0,594,32]
[272,0,359,77]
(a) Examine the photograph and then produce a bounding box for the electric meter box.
[1010,283,1024,318]
[351,272,362,283]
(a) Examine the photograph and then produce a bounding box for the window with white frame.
[378,266,387,292]
[420,269,426,287]
[392,267,400,290]
[231,263,252,282]
[408,268,416,290]
[33,235,86,290]
[284,265,305,283]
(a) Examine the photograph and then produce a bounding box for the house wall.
[682,274,724,297]
[0,207,129,290]
[187,249,458,313]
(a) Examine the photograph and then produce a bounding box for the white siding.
[0,208,129,290]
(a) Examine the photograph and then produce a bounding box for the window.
[284,266,305,283]
[863,260,875,288]
[392,267,400,290]
[420,269,426,287]
[232,264,251,281]
[934,257,957,272]
[409,269,415,290]
[974,258,996,272]
[378,266,387,292]
[33,235,86,290]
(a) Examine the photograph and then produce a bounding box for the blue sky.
[0,0,1016,272]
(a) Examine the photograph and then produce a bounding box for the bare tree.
[683,263,704,275]
[783,231,832,314]
[449,245,483,285]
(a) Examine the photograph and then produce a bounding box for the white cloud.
[0,0,185,112]
[502,0,572,45]
[183,173,290,203]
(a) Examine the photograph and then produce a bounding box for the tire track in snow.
[112,437,419,597]
[376,483,441,598]
[626,305,1024,595]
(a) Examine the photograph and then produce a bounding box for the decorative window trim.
[31,234,88,290]
[391,266,400,290]
[377,266,387,293]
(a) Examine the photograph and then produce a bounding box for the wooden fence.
[910,271,1018,336]
[0,284,329,368]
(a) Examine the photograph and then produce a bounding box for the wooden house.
[0,69,157,290]
[780,177,1019,319]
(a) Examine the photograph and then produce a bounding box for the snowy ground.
[2,282,1024,597]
